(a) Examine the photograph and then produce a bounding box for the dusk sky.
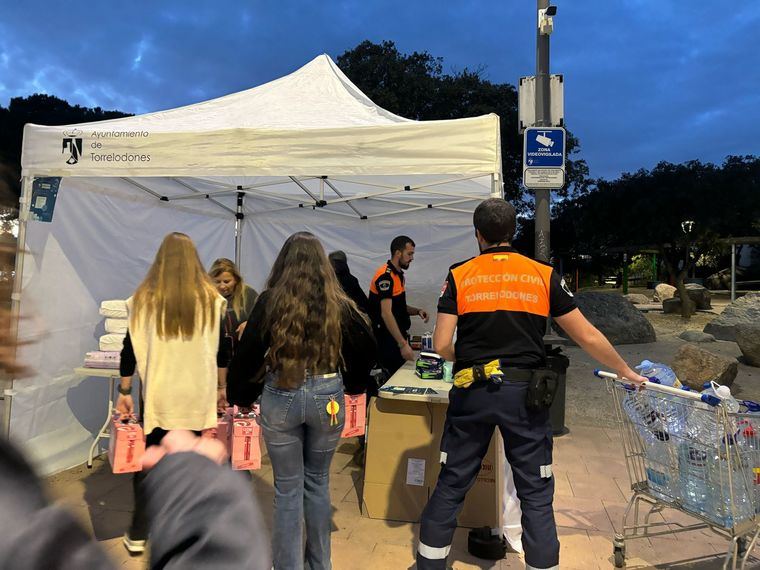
[1,1,758,180]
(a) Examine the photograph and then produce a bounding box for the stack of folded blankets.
[84,300,129,369]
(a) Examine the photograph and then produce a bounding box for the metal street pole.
[534,0,551,262]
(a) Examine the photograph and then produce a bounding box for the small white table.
[73,367,123,468]
[377,361,452,403]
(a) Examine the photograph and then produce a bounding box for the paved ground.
[46,426,760,569]
[44,290,760,568]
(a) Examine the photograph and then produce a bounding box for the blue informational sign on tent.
[30,177,61,222]
[524,127,565,167]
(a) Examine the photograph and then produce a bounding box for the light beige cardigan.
[127,295,226,435]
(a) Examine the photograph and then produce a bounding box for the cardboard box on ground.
[362,396,502,528]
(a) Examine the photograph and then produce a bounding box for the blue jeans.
[261,373,344,570]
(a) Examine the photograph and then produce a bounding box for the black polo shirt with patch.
[368,261,411,335]
[438,246,576,373]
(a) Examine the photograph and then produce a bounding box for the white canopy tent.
[8,54,502,474]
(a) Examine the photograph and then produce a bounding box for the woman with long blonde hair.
[228,232,376,570]
[209,257,258,348]
[116,232,231,554]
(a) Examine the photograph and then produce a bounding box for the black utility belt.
[458,360,559,412]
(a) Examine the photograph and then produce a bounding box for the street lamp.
[681,220,695,277]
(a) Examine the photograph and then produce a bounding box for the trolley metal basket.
[596,370,760,569]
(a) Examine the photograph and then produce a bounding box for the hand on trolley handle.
[595,369,721,403]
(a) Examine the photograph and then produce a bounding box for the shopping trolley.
[596,370,760,569]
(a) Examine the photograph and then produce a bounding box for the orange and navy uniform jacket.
[368,261,411,336]
[437,246,576,374]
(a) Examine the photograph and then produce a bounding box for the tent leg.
[490,173,500,198]
[234,189,244,268]
[2,176,33,439]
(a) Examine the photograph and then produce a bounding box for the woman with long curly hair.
[228,232,376,570]
[116,232,231,553]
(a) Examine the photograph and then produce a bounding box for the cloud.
[1,0,758,179]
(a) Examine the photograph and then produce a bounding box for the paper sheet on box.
[406,458,426,486]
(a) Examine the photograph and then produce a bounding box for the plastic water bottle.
[636,360,681,388]
[621,386,673,495]
[680,383,744,523]
[677,383,721,516]
[737,418,760,517]
[709,384,752,525]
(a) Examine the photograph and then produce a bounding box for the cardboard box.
[362,396,502,528]
[108,416,145,474]
[341,393,367,438]
[231,410,262,471]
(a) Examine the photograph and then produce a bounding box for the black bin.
[546,349,570,436]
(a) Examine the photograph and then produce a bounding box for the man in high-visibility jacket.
[367,235,429,376]
[416,198,646,570]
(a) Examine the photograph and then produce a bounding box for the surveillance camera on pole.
[538,5,557,35]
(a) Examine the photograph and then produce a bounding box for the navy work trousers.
[417,380,559,569]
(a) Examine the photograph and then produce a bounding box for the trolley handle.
[594,369,709,403]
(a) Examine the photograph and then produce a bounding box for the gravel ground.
[562,300,760,431]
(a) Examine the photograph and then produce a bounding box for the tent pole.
[3,176,33,439]
[322,178,365,219]
[491,173,499,198]
[235,188,244,268]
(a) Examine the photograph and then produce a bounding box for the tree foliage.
[337,40,589,213]
[0,94,130,196]
[552,156,760,315]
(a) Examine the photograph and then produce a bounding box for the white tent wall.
[12,177,235,474]
[240,201,482,336]
[12,174,487,475]
[10,55,502,474]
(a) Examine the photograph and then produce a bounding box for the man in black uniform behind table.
[416,199,647,570]
[368,235,429,377]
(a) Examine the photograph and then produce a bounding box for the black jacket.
[228,289,378,404]
[331,258,370,315]
[0,439,270,570]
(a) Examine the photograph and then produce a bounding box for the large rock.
[703,292,760,341]
[663,298,684,314]
[736,324,760,367]
[554,292,656,345]
[624,293,650,305]
[672,344,738,390]
[653,283,677,302]
[678,330,716,343]
[675,283,712,310]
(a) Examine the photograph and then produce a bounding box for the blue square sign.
[524,127,565,167]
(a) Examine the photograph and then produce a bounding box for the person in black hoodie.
[328,251,369,315]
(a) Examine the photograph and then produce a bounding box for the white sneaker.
[122,533,147,554]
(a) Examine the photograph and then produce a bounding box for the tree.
[0,94,130,197]
[336,40,590,214]
[552,156,760,317]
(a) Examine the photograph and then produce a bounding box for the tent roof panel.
[21,55,501,181]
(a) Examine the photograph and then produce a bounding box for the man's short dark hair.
[473,198,516,244]
[390,235,415,255]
